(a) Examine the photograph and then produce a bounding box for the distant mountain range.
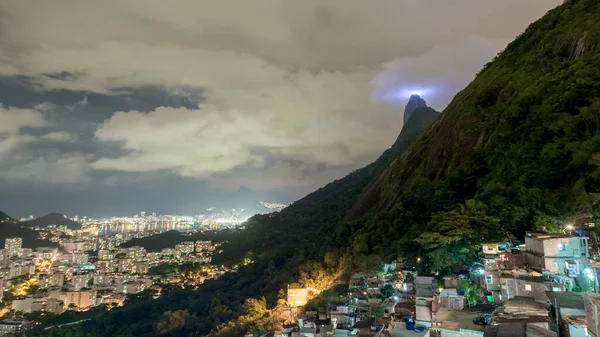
[24,212,82,230]
[210,186,281,215]
[0,211,58,248]
[0,211,18,224]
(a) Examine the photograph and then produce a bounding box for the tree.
[457,280,482,307]
[370,306,385,318]
[532,212,562,233]
[380,284,396,299]
[154,309,199,335]
[416,200,500,272]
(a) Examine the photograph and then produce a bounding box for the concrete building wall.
[501,278,549,303]
[527,324,557,337]
[524,236,589,273]
[482,243,504,255]
[415,305,432,322]
[11,298,34,313]
[31,299,64,314]
[48,290,96,310]
[562,320,588,337]
[585,294,600,337]
[484,269,501,292]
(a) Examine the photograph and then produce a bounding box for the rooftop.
[484,322,554,337]
[562,313,587,327]
[525,232,587,240]
[584,292,600,303]
[499,274,545,283]
[545,291,584,310]
[432,309,485,332]
[389,323,427,337]
[495,297,550,323]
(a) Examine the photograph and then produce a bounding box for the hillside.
[213,102,439,268]
[45,96,438,337]
[0,211,58,248]
[0,211,17,224]
[119,230,223,251]
[344,0,600,272]
[25,213,82,230]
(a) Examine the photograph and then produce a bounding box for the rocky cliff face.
[403,94,427,125]
[344,106,438,221]
[344,0,600,269]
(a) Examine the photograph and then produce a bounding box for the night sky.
[0,1,562,218]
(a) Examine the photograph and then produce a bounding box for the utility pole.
[555,297,560,337]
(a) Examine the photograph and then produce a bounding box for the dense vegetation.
[39,0,600,335]
[24,212,81,230]
[342,0,600,272]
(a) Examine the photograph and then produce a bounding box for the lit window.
[486,275,493,284]
[558,243,566,251]
[525,284,532,291]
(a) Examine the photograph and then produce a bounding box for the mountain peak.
[403,94,427,124]
[237,186,253,193]
[0,211,14,222]
[25,213,81,230]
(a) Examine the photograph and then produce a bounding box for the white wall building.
[4,238,22,258]
[524,232,589,276]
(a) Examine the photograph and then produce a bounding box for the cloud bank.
[0,0,563,215]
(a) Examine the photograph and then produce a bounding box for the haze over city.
[0,0,562,218]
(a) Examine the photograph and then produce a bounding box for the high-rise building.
[195,240,213,252]
[4,238,22,258]
[175,242,194,255]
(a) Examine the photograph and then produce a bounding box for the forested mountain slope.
[213,105,438,268]
[42,97,438,337]
[344,0,600,272]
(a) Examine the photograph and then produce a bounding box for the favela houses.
[1,1,600,337]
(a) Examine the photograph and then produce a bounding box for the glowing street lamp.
[584,267,597,292]
[584,267,595,280]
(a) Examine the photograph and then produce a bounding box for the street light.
[564,225,573,235]
[584,267,597,292]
